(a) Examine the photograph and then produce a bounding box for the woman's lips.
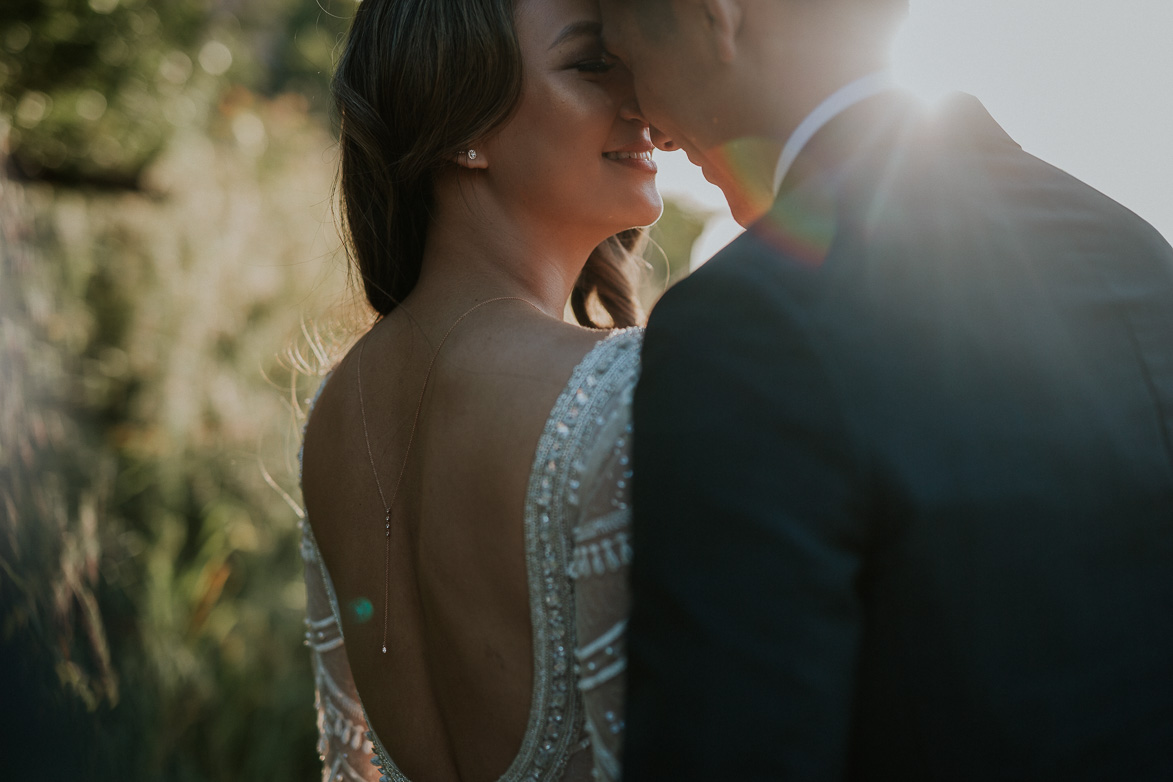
[603,150,657,173]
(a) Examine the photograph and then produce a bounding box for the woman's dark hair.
[334,0,647,328]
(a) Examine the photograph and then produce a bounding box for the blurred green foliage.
[0,0,351,185]
[1,87,354,776]
[0,0,705,779]
[0,0,360,758]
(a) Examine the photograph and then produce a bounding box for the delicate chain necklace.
[355,296,539,654]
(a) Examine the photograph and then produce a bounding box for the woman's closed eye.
[574,53,617,74]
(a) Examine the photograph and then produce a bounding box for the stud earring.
[466,149,478,161]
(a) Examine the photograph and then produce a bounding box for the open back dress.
[299,328,642,782]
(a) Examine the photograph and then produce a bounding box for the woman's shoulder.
[537,325,643,433]
[450,321,641,499]
[440,309,641,412]
[299,316,642,477]
[519,324,642,418]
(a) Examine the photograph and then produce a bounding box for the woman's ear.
[454,148,489,170]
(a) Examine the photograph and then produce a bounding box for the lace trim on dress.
[487,326,642,781]
[569,531,632,579]
[302,521,379,781]
[564,352,639,782]
[572,510,629,544]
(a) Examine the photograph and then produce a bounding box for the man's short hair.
[617,0,909,43]
[624,0,909,17]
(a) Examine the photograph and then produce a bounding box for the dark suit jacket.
[624,92,1173,780]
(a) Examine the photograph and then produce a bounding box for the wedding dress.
[300,328,642,782]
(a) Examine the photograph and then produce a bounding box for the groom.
[602,0,1173,778]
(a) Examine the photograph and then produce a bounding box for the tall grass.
[1,91,351,780]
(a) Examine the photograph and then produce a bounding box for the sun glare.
[658,0,1173,269]
[892,0,1173,242]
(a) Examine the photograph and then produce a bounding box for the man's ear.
[699,0,743,64]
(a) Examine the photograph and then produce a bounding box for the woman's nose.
[618,92,648,127]
[615,74,675,149]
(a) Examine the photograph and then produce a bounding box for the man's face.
[605,2,713,165]
[598,0,777,225]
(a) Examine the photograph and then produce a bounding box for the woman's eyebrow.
[549,20,603,50]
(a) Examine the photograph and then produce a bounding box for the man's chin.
[718,184,772,228]
[695,164,771,227]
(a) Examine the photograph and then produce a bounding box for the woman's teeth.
[605,151,653,161]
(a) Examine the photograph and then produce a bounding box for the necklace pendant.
[381,645,387,654]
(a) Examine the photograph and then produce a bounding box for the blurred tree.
[1,0,209,184]
[0,87,351,779]
[0,0,352,187]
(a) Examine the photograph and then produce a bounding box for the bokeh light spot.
[198,41,233,76]
[98,35,130,66]
[76,90,108,121]
[158,51,193,85]
[4,24,32,54]
[162,95,199,127]
[16,91,50,128]
[232,112,267,155]
[350,597,374,624]
[90,135,123,168]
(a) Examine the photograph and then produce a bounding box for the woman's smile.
[603,146,657,174]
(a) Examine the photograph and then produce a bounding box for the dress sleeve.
[569,372,637,781]
[300,523,380,782]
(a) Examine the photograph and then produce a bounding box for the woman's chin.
[642,196,666,227]
[624,190,664,229]
[593,188,663,234]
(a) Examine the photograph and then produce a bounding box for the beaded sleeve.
[567,333,640,781]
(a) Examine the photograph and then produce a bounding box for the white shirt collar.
[772,71,897,195]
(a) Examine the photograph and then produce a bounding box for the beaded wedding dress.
[300,328,642,782]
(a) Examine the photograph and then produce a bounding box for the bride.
[298,0,666,780]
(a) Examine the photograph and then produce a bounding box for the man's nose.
[650,126,678,151]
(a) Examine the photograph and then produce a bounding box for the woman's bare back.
[301,303,608,782]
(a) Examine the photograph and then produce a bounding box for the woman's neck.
[415,180,608,320]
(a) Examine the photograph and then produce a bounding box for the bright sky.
[656,0,1173,268]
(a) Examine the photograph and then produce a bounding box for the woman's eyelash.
[576,56,616,74]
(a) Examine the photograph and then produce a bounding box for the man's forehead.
[599,0,677,44]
